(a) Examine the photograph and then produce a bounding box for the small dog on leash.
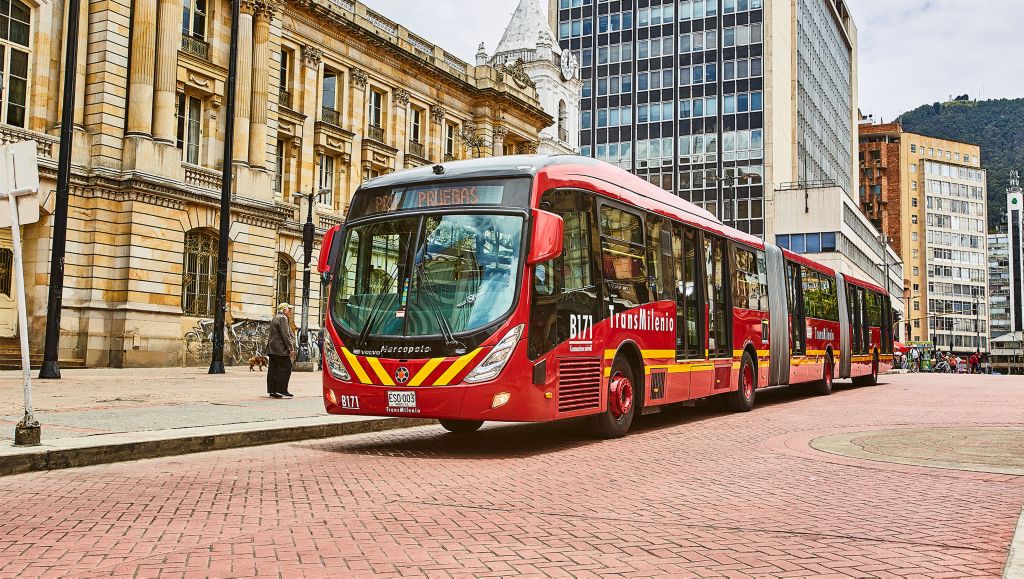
[249,355,268,371]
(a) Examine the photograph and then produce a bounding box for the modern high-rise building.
[551,0,859,237]
[1007,171,1024,335]
[858,121,988,353]
[988,232,1011,340]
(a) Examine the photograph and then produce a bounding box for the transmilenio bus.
[317,156,894,438]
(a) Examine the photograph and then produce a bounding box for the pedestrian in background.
[909,346,921,373]
[266,303,297,398]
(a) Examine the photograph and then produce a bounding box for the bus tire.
[814,353,834,395]
[439,419,484,434]
[591,356,637,439]
[854,351,880,386]
[725,352,756,412]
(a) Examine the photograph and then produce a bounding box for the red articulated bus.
[317,156,894,438]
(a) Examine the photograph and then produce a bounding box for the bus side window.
[599,204,648,313]
[645,217,675,302]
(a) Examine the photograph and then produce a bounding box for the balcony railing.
[279,89,293,110]
[367,124,385,143]
[321,106,342,127]
[408,140,424,158]
[181,35,210,60]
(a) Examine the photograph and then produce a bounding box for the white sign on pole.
[0,139,41,439]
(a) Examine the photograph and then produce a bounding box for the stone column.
[248,2,275,167]
[126,0,157,136]
[347,69,367,135]
[152,0,183,143]
[299,45,323,197]
[429,106,445,162]
[56,0,90,127]
[392,89,409,167]
[74,0,88,126]
[232,2,255,163]
[492,126,508,157]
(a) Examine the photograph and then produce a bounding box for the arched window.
[0,0,31,128]
[182,229,219,317]
[557,100,567,141]
[275,253,293,307]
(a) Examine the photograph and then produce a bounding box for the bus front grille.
[557,358,602,413]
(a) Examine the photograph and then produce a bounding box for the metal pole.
[209,0,240,374]
[5,153,39,444]
[297,192,314,363]
[38,0,82,380]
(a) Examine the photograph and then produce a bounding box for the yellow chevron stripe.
[366,357,394,386]
[409,357,444,387]
[434,348,482,386]
[341,347,372,384]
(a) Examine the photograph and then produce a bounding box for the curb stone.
[1,416,432,477]
[1006,504,1024,578]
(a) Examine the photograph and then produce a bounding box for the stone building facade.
[4,0,551,367]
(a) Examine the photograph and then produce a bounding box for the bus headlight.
[464,324,523,384]
[322,335,351,381]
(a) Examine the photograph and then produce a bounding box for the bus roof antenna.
[432,164,444,175]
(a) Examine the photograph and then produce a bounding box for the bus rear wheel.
[814,353,834,395]
[725,352,756,412]
[590,356,637,439]
[439,419,484,434]
[854,351,880,386]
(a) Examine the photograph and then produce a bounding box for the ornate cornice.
[393,88,410,107]
[301,44,323,68]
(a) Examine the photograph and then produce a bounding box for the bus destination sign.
[368,185,505,215]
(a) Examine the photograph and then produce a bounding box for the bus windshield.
[332,213,524,339]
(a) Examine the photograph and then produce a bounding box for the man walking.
[267,303,297,398]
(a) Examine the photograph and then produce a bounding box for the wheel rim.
[742,364,754,400]
[609,372,633,419]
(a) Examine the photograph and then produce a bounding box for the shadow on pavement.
[309,378,877,460]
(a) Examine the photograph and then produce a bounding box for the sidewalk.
[0,366,427,476]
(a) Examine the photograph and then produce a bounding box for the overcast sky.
[366,0,1023,121]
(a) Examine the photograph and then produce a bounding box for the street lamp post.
[293,190,316,369]
[712,171,757,225]
[208,0,241,375]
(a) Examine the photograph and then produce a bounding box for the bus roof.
[360,155,886,296]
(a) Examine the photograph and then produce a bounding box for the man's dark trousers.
[267,354,293,395]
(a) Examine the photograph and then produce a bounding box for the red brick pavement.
[0,374,1022,577]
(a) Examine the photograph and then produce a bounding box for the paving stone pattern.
[0,374,1022,577]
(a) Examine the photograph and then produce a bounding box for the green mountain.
[898,98,1024,232]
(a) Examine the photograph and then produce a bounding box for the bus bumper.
[322,364,555,422]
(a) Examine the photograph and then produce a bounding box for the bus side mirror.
[318,224,342,274]
[528,209,564,265]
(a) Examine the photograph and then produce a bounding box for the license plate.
[387,391,417,408]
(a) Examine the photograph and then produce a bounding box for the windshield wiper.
[415,259,464,352]
[354,263,401,351]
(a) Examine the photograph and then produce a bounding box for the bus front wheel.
[591,356,637,439]
[439,419,484,434]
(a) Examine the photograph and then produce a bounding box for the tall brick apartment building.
[858,121,988,353]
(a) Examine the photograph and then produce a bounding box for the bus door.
[786,261,806,357]
[672,224,702,399]
[643,216,676,402]
[527,189,602,366]
[704,234,732,391]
